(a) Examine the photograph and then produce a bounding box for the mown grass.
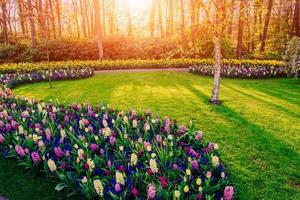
[1,72,299,200]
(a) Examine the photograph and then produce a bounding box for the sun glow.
[124,0,152,15]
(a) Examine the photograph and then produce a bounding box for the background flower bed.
[0,88,234,200]
[0,58,295,79]
[0,68,94,88]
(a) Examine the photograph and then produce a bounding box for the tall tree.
[292,0,300,36]
[72,0,80,38]
[80,0,87,36]
[167,0,174,37]
[260,0,273,53]
[227,0,235,37]
[17,0,26,35]
[108,0,115,35]
[149,0,156,37]
[48,0,56,39]
[55,0,62,37]
[190,0,196,44]
[157,0,164,37]
[27,0,37,47]
[94,0,103,59]
[37,0,46,37]
[236,0,246,58]
[180,0,185,40]
[1,0,8,45]
[210,0,226,104]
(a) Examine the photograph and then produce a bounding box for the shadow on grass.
[222,84,300,119]
[181,82,300,198]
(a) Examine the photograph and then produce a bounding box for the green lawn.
[2,71,300,200]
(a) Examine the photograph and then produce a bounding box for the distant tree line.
[0,0,299,60]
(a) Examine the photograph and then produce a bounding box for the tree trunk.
[210,0,223,104]
[236,0,246,58]
[190,0,196,45]
[48,0,56,39]
[84,0,90,35]
[1,1,8,45]
[180,0,185,40]
[260,0,273,53]
[149,0,155,37]
[157,0,164,37]
[102,0,106,36]
[108,0,115,36]
[27,0,37,47]
[17,0,26,35]
[167,0,173,37]
[80,0,87,36]
[127,6,132,36]
[55,0,62,37]
[227,0,235,37]
[293,0,300,36]
[94,0,104,59]
[210,37,222,104]
[37,0,46,37]
[72,0,80,38]
[251,0,259,51]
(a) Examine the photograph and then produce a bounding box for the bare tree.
[17,0,26,35]
[55,0,62,37]
[292,0,300,36]
[94,0,104,59]
[27,0,37,47]
[1,0,8,45]
[260,0,273,53]
[210,0,226,104]
[236,0,246,58]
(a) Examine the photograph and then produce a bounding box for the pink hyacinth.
[195,131,203,141]
[223,186,234,200]
[45,128,51,141]
[24,148,29,154]
[31,152,41,164]
[0,120,4,128]
[90,143,98,152]
[109,136,116,145]
[82,119,89,126]
[54,147,63,158]
[100,148,104,155]
[159,176,167,188]
[147,184,156,199]
[115,184,121,192]
[64,115,70,123]
[144,141,150,149]
[131,187,138,197]
[156,135,162,144]
[191,160,199,170]
[0,134,4,144]
[15,145,25,157]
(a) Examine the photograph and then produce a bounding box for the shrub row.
[189,60,298,78]
[0,68,94,88]
[0,58,286,74]
[0,88,234,199]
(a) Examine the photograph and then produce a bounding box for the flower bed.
[0,68,94,88]
[0,88,234,200]
[189,60,296,78]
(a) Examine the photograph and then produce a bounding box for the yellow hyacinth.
[116,171,125,185]
[150,159,158,173]
[47,159,57,172]
[184,185,189,193]
[130,153,138,166]
[93,179,104,196]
